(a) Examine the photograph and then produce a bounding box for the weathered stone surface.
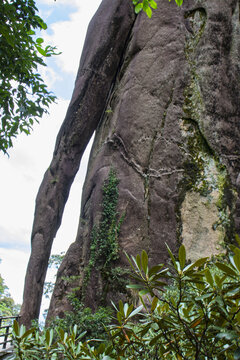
[181,191,226,261]
[20,0,135,327]
[21,0,240,324]
[46,0,240,320]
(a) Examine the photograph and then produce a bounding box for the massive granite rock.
[21,0,240,326]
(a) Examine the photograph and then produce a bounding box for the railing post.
[0,315,20,351]
[3,326,9,350]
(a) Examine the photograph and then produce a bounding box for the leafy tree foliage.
[43,253,65,300]
[132,0,183,18]
[0,0,58,154]
[0,265,20,316]
[10,240,240,359]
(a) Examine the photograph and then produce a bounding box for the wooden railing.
[0,315,20,350]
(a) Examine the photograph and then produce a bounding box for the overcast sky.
[0,0,102,307]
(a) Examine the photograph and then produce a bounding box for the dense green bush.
[50,298,113,342]
[10,240,240,359]
[111,243,240,359]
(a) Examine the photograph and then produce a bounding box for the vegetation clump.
[0,0,59,154]
[0,261,20,316]
[50,297,113,342]
[10,238,240,360]
[89,168,123,269]
[83,168,126,302]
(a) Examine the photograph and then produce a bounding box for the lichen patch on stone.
[181,191,225,261]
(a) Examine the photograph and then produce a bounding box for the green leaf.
[151,268,169,279]
[45,329,50,346]
[149,0,157,9]
[151,280,167,287]
[190,316,203,328]
[126,284,143,290]
[21,328,34,340]
[124,303,129,317]
[126,304,134,317]
[111,300,118,312]
[233,251,240,272]
[151,296,158,312]
[117,311,122,325]
[141,250,148,274]
[119,300,124,315]
[235,234,240,247]
[139,294,148,310]
[145,6,152,18]
[149,333,162,346]
[166,243,177,269]
[36,37,44,44]
[185,257,208,271]
[205,268,214,287]
[128,305,143,318]
[195,292,214,301]
[135,3,143,14]
[97,343,105,354]
[215,262,238,277]
[178,244,186,270]
[37,17,47,30]
[35,45,47,57]
[13,320,19,336]
[27,30,35,35]
[136,254,142,271]
[125,252,136,272]
[229,244,237,253]
[139,289,149,296]
[148,264,164,278]
[142,0,149,11]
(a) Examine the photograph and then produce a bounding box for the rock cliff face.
[21,0,240,325]
[47,0,240,319]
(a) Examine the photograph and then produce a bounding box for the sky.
[0,0,102,309]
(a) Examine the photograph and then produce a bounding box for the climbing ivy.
[83,168,125,300]
[90,168,123,268]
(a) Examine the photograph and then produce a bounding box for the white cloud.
[40,65,63,90]
[0,248,29,304]
[0,100,68,253]
[38,0,81,6]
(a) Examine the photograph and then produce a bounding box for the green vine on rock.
[83,168,125,297]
